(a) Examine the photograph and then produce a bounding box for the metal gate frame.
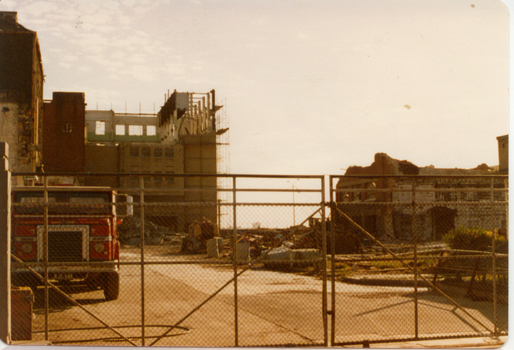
[1,163,506,347]
[328,174,508,346]
[5,171,329,347]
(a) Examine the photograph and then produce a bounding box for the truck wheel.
[103,272,120,301]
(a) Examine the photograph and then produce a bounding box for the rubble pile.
[118,216,182,246]
[181,217,218,253]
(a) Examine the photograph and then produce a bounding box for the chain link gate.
[5,171,508,346]
[329,175,508,346]
[8,173,329,347]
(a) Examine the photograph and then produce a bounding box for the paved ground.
[11,245,507,348]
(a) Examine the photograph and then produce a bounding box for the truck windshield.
[14,191,112,215]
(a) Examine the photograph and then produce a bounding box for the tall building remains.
[336,153,507,241]
[0,11,230,231]
[0,12,44,176]
[83,90,229,231]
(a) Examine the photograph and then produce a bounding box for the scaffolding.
[216,97,231,229]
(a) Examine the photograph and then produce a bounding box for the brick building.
[0,11,226,230]
[82,90,222,231]
[336,152,507,241]
[42,92,86,173]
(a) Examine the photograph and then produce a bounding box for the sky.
[0,0,510,176]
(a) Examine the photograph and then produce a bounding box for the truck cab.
[11,186,125,301]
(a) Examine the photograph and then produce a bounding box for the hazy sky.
[1,0,510,175]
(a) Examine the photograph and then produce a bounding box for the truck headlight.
[21,243,33,253]
[94,243,105,254]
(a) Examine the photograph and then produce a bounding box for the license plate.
[53,273,73,280]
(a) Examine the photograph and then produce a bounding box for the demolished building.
[81,90,227,232]
[335,152,508,241]
[0,12,230,233]
[0,12,44,176]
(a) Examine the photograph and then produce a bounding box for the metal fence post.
[329,176,336,347]
[411,179,418,340]
[43,175,49,340]
[321,176,328,346]
[0,142,11,345]
[140,176,146,346]
[232,176,238,346]
[490,178,497,335]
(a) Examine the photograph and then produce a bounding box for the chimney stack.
[0,12,18,23]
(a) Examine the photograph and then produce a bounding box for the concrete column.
[0,142,11,344]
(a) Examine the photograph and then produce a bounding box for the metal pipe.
[150,268,248,346]
[151,207,323,347]
[12,172,326,179]
[43,176,49,341]
[140,176,145,346]
[491,178,497,335]
[330,179,336,346]
[334,207,494,333]
[412,180,418,339]
[321,176,328,346]
[10,254,138,346]
[217,199,221,236]
[232,176,238,346]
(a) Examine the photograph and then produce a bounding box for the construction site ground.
[12,245,508,348]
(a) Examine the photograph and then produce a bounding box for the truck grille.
[48,230,83,262]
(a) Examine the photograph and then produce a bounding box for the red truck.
[10,186,129,301]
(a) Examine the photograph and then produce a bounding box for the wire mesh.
[330,175,508,346]
[7,173,508,346]
[9,173,328,346]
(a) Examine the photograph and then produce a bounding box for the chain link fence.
[6,173,508,346]
[9,173,328,346]
[329,175,508,346]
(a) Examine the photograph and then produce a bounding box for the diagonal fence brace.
[334,206,494,334]
[151,207,325,346]
[10,254,138,346]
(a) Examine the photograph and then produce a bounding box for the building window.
[154,172,163,184]
[165,172,174,184]
[153,147,162,158]
[165,148,174,158]
[115,125,125,135]
[141,147,150,158]
[95,121,106,135]
[367,182,377,201]
[62,123,73,133]
[130,147,139,157]
[128,125,143,136]
[147,125,156,136]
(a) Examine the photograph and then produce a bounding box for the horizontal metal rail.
[13,172,325,179]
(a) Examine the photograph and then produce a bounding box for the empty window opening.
[115,125,125,135]
[147,125,157,136]
[95,121,106,135]
[62,123,73,133]
[130,147,139,157]
[154,172,163,184]
[128,125,143,136]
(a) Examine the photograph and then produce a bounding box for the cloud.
[58,62,72,69]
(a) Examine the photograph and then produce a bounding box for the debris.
[181,217,218,253]
[260,247,321,270]
[118,216,180,246]
[207,238,223,258]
